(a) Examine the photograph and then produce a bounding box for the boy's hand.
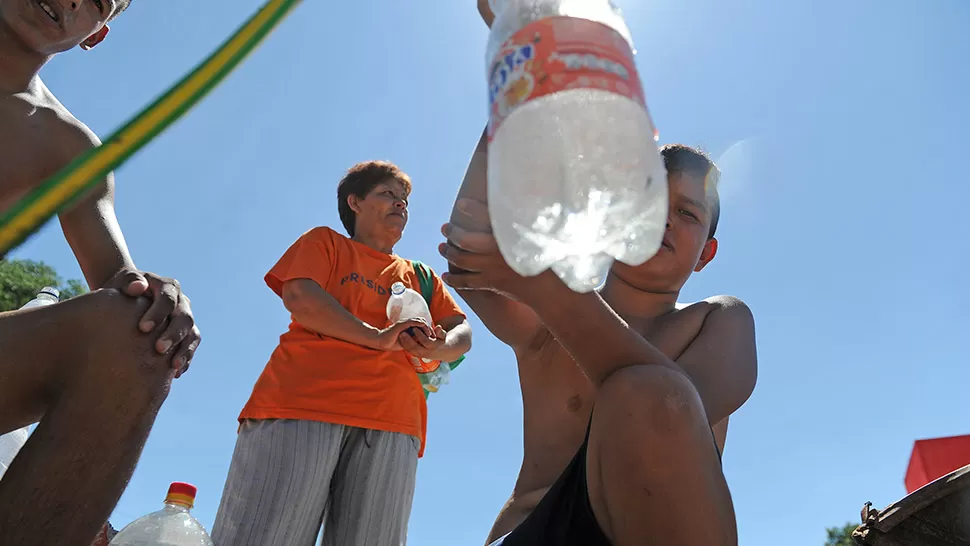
[439,198,537,299]
[399,324,448,361]
[106,269,201,378]
[479,0,495,27]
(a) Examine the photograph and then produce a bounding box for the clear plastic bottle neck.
[39,287,60,299]
[486,0,635,51]
[163,502,191,514]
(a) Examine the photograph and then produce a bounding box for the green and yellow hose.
[0,0,303,256]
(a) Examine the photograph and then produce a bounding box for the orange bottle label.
[409,355,441,374]
[487,16,646,141]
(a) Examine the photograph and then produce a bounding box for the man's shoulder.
[38,101,101,160]
[4,86,99,159]
[57,114,101,151]
[30,82,99,148]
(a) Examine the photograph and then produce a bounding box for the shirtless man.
[0,1,200,545]
[441,126,757,543]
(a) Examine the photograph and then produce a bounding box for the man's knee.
[597,365,706,434]
[69,290,173,403]
[77,288,150,327]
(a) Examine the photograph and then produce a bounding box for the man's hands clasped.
[107,269,201,378]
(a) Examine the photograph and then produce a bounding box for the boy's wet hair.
[660,144,721,239]
[337,161,413,236]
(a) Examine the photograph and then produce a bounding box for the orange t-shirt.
[239,226,466,456]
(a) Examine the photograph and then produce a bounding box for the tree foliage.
[825,523,859,546]
[0,259,87,312]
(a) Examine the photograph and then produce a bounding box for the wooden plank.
[854,464,970,545]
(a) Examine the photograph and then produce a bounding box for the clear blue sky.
[10,0,970,543]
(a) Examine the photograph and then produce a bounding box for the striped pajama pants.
[211,419,419,546]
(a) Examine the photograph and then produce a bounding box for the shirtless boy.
[0,1,200,544]
[441,129,757,543]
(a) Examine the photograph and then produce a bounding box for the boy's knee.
[598,365,704,433]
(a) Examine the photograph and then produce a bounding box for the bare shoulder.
[676,294,756,361]
[704,294,751,311]
[46,99,102,156]
[672,295,755,337]
[23,86,101,160]
[677,294,751,314]
[676,294,757,424]
[0,82,109,209]
[704,295,753,325]
[702,296,755,343]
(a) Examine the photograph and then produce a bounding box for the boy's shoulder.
[668,295,755,355]
[676,294,751,317]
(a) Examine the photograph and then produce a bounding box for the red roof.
[905,434,970,493]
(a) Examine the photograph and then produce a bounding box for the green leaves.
[0,259,87,312]
[825,523,859,546]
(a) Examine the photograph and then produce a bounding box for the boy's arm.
[441,206,757,424]
[518,280,756,425]
[56,123,200,374]
[448,130,543,353]
[672,296,758,425]
[282,278,431,351]
[478,0,495,27]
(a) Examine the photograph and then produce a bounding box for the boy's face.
[611,172,718,293]
[0,0,122,55]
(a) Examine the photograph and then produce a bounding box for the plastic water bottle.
[386,282,450,393]
[20,286,60,309]
[0,287,60,480]
[485,0,669,292]
[0,427,29,481]
[109,482,213,546]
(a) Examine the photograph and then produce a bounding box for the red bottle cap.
[164,482,197,508]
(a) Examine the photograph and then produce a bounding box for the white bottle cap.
[39,286,60,299]
[390,282,406,296]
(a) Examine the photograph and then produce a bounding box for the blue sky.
[10,0,970,543]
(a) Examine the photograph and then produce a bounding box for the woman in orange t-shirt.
[212,161,472,546]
